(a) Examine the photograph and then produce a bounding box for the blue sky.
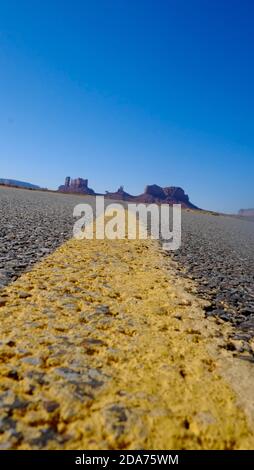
[0,0,253,212]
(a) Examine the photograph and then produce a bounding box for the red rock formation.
[58,177,95,195]
[106,184,198,209]
[105,186,134,201]
[58,178,198,208]
[144,184,166,200]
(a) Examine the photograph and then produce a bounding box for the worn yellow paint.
[0,224,253,449]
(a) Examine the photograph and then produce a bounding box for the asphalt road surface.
[1,186,254,350]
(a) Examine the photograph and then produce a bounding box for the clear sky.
[0,0,253,213]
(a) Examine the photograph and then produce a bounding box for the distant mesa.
[58,177,198,209]
[0,178,40,189]
[238,208,254,217]
[106,183,198,209]
[58,176,95,195]
[105,185,134,201]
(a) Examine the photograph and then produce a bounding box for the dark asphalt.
[168,209,254,355]
[1,186,254,355]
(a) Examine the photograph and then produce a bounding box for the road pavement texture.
[0,187,89,289]
[168,210,254,359]
[0,187,254,449]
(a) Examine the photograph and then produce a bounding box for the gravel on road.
[168,210,254,351]
[1,186,254,351]
[1,187,254,448]
[0,186,94,289]
[1,223,253,449]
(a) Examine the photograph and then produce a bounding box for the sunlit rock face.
[58,177,198,208]
[58,177,95,195]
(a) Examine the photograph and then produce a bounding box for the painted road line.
[0,233,254,449]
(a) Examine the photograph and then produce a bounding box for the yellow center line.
[0,227,253,449]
